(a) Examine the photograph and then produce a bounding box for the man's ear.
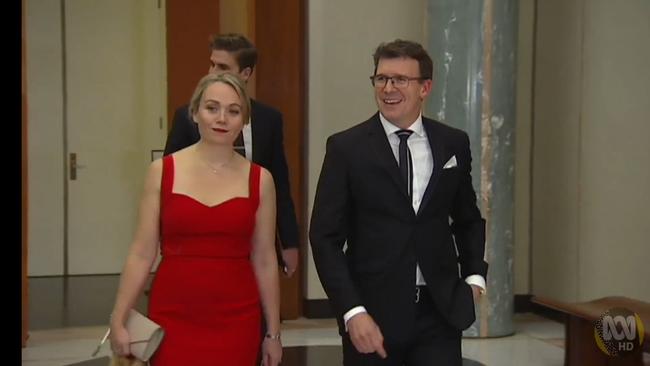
[239,67,253,82]
[420,79,433,99]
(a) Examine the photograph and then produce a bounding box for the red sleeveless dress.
[148,155,262,365]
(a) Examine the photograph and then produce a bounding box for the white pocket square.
[443,155,457,169]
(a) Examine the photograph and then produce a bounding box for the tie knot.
[395,129,413,141]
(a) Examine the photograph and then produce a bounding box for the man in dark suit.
[309,39,488,365]
[164,33,300,275]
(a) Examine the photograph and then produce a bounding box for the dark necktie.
[234,131,246,157]
[396,129,414,200]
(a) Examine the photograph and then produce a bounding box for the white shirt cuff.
[465,275,487,294]
[343,306,367,331]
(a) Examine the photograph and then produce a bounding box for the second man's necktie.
[396,129,414,200]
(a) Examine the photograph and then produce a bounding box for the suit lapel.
[417,119,446,215]
[250,100,261,163]
[189,105,201,141]
[367,114,410,202]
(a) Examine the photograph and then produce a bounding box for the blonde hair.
[188,72,251,125]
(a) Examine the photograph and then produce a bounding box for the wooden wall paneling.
[254,0,306,320]
[218,0,256,97]
[166,0,220,129]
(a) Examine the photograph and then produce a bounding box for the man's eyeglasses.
[370,75,428,88]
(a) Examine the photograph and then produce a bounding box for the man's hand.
[347,313,387,358]
[281,248,299,278]
[470,284,483,302]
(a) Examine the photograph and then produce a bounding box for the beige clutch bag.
[93,309,165,362]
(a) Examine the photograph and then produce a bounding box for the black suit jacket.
[309,113,487,340]
[164,99,299,250]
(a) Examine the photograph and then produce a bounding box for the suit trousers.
[343,287,462,366]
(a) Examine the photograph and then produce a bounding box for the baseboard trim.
[515,294,565,323]
[514,294,533,313]
[303,299,334,319]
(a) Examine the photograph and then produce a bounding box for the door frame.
[22,0,29,347]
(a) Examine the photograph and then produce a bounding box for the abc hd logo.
[594,307,645,357]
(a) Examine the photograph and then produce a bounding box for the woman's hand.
[261,336,282,366]
[109,323,131,357]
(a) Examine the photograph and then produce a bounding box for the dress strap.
[249,162,261,209]
[161,155,175,199]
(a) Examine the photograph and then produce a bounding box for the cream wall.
[532,0,650,302]
[514,0,535,295]
[532,0,584,302]
[306,0,427,299]
[26,0,65,276]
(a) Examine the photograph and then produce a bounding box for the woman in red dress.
[109,73,282,366]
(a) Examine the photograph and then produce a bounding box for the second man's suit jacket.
[164,99,299,250]
[309,113,488,340]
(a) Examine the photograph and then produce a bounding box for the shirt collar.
[379,112,425,138]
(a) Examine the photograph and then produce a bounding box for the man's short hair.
[372,39,433,80]
[210,33,258,72]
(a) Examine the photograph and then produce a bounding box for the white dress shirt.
[342,113,486,329]
[243,118,253,160]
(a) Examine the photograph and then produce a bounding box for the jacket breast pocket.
[435,168,460,201]
[440,165,460,178]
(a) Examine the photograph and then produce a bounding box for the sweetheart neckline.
[170,192,249,208]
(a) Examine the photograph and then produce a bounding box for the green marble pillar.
[425,0,517,337]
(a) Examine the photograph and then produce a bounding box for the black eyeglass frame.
[369,74,430,88]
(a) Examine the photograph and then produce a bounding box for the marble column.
[425,0,517,337]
